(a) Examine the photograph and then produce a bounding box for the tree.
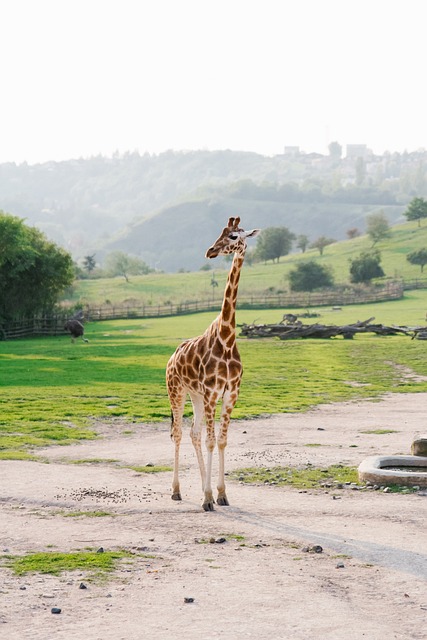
[366,210,391,246]
[346,227,360,239]
[288,261,334,292]
[404,197,427,227]
[349,251,385,284]
[309,236,335,256]
[104,251,152,281]
[406,248,427,273]
[255,227,295,263]
[296,234,310,253]
[0,211,74,321]
[83,254,96,273]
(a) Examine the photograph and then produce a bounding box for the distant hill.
[0,148,425,271]
[0,151,281,255]
[102,197,405,272]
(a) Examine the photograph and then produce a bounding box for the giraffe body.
[166,217,260,511]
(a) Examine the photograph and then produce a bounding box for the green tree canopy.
[0,211,74,322]
[349,250,385,283]
[404,197,427,227]
[255,227,295,263]
[406,248,427,273]
[366,210,391,246]
[309,236,335,255]
[288,261,334,292]
[296,234,310,253]
[104,251,152,281]
[83,254,96,273]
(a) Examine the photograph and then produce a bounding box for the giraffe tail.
[170,411,174,439]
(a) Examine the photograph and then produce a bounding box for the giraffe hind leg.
[189,392,207,492]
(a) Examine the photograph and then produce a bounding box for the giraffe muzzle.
[205,247,218,259]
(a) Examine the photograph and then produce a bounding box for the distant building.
[346,144,369,159]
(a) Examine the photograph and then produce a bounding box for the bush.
[288,261,335,292]
[349,251,385,284]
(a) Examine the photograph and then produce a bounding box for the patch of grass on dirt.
[384,485,419,493]
[126,464,172,473]
[221,533,245,541]
[1,550,134,577]
[230,465,359,488]
[232,466,421,493]
[0,425,96,456]
[0,450,40,461]
[359,429,399,434]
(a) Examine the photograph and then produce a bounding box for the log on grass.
[239,318,419,340]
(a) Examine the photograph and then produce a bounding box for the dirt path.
[1,393,426,639]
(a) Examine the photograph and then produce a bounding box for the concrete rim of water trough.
[358,455,427,488]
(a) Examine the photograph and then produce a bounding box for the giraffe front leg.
[216,391,237,506]
[217,442,229,506]
[202,400,217,511]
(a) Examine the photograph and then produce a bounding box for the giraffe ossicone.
[166,216,260,511]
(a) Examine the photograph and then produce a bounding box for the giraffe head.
[205,217,260,259]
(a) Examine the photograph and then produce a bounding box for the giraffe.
[166,217,260,511]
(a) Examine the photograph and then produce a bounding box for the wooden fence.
[83,282,404,321]
[402,278,427,290]
[0,316,68,341]
[0,282,404,340]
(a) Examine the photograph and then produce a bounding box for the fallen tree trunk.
[239,317,421,340]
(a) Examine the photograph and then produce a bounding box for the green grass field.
[2,291,427,459]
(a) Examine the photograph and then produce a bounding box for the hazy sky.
[1,0,425,164]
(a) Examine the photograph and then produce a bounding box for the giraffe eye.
[229,233,239,240]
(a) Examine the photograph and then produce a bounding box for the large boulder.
[411,435,427,456]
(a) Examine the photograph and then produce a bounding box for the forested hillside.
[105,197,404,271]
[0,148,425,271]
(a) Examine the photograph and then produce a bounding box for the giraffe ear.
[245,229,261,239]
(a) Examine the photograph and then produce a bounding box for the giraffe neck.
[218,252,244,342]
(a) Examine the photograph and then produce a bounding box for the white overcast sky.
[0,0,425,164]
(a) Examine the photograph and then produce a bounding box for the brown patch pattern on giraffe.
[166,217,260,511]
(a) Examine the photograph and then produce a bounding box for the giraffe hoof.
[202,500,215,512]
[171,492,182,501]
[217,495,229,506]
